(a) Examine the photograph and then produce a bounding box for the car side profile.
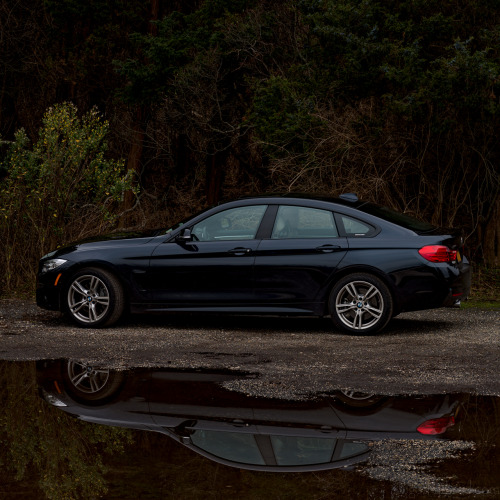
[36,193,471,334]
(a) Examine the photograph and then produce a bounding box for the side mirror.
[176,228,193,242]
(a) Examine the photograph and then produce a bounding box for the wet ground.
[0,300,498,398]
[0,300,499,498]
[1,359,499,499]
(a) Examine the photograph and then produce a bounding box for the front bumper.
[36,272,63,310]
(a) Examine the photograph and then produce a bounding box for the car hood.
[41,230,161,260]
[72,229,162,244]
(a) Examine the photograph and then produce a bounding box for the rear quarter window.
[337,214,377,237]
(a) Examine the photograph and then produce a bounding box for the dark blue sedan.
[36,194,471,334]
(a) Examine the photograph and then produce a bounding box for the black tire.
[329,273,393,335]
[334,390,387,408]
[65,267,124,327]
[62,360,125,404]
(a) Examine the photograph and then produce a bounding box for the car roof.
[237,193,366,210]
[235,193,441,234]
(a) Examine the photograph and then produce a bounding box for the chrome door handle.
[232,419,249,427]
[316,244,341,253]
[228,247,252,256]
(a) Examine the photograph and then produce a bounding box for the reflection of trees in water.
[2,361,498,498]
[436,394,500,494]
[0,361,132,499]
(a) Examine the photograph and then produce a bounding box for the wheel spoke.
[93,295,109,305]
[72,281,88,297]
[89,376,100,393]
[70,300,87,313]
[346,283,358,299]
[93,369,109,375]
[364,304,382,318]
[336,303,357,313]
[89,303,98,322]
[364,285,378,301]
[353,310,363,329]
[71,371,88,388]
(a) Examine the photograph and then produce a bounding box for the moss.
[461,299,500,311]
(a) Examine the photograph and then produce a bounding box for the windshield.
[358,203,437,233]
[161,208,210,236]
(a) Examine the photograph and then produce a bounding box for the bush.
[0,102,134,294]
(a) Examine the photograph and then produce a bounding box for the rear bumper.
[442,259,471,307]
[391,258,472,313]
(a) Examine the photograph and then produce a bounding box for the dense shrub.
[0,102,134,293]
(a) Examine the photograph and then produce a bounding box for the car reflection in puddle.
[33,359,497,499]
[2,359,497,498]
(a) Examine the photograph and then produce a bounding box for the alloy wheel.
[66,360,110,394]
[335,280,384,331]
[67,274,110,324]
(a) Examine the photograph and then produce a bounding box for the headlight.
[41,388,67,407]
[41,258,67,273]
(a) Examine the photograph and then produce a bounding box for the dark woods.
[1,0,499,293]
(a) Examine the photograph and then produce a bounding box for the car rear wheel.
[65,268,124,327]
[334,390,387,408]
[329,273,393,335]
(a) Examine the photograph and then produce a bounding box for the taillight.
[417,416,455,435]
[419,245,457,263]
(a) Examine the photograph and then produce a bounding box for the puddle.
[0,360,498,498]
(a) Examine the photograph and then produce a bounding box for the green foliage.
[251,76,324,157]
[1,0,500,274]
[116,0,251,103]
[42,0,148,70]
[466,265,500,306]
[297,0,500,120]
[0,102,134,293]
[0,361,133,499]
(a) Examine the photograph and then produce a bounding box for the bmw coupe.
[36,194,471,334]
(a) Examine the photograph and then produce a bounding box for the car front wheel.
[65,268,124,327]
[329,273,393,335]
[62,360,125,403]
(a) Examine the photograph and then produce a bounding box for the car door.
[254,205,348,310]
[147,205,268,306]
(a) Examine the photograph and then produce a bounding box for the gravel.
[363,439,484,496]
[0,299,499,399]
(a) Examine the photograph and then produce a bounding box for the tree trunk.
[120,107,144,228]
[482,194,500,267]
[205,151,226,206]
[119,1,160,227]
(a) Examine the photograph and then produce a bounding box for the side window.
[192,205,267,241]
[339,214,375,237]
[190,430,265,465]
[271,435,336,465]
[272,206,338,239]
